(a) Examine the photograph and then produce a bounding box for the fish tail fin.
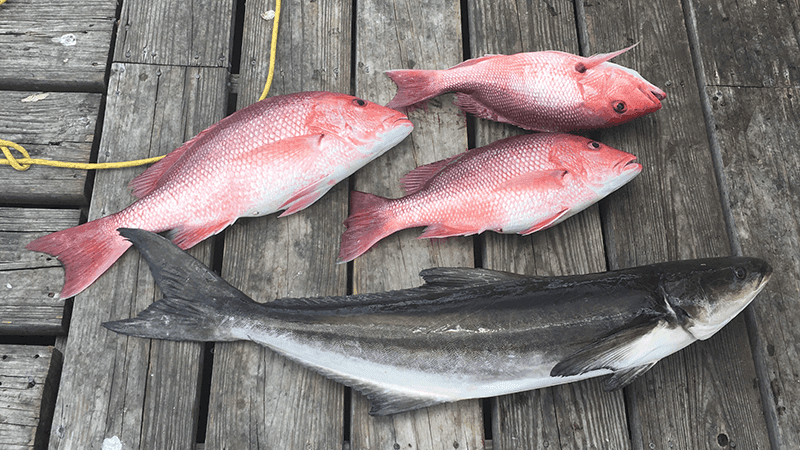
[385,69,445,110]
[26,215,130,298]
[338,191,398,263]
[103,228,261,342]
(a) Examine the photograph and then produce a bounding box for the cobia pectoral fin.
[550,319,685,386]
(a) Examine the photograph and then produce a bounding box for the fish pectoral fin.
[498,169,570,192]
[550,319,666,379]
[602,362,658,391]
[519,207,571,235]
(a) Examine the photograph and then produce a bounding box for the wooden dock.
[0,0,797,448]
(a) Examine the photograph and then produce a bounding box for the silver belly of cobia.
[104,228,772,416]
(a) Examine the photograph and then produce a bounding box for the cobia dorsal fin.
[550,317,694,383]
[419,267,533,288]
[575,43,638,73]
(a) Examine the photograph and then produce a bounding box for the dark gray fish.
[104,228,771,416]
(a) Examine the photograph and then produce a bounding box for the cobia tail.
[26,92,413,299]
[386,44,666,132]
[338,133,641,262]
[104,228,772,416]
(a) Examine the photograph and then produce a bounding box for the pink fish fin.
[129,127,215,198]
[171,219,235,250]
[400,153,465,195]
[418,223,479,239]
[519,207,571,235]
[448,54,503,70]
[497,169,569,191]
[338,191,397,262]
[576,43,639,73]
[454,93,501,123]
[277,176,331,217]
[385,69,445,110]
[26,214,132,298]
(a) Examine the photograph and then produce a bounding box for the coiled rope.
[1,0,281,171]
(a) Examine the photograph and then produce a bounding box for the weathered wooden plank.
[582,0,771,448]
[466,0,632,448]
[0,91,101,206]
[204,1,351,448]
[48,63,227,450]
[688,0,800,88]
[0,345,62,450]
[708,86,800,448]
[0,209,80,335]
[0,0,117,91]
[350,1,483,449]
[114,0,235,67]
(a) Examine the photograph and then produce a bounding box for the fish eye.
[613,101,627,113]
[353,98,367,107]
[734,267,747,280]
[588,141,601,150]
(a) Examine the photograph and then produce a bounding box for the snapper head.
[309,93,413,155]
[549,135,642,197]
[573,45,667,128]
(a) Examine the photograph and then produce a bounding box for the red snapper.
[338,133,641,262]
[28,91,413,298]
[385,45,666,132]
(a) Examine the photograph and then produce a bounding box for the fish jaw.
[587,154,642,200]
[578,61,666,128]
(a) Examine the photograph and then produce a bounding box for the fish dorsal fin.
[129,127,215,198]
[400,153,465,195]
[551,318,668,378]
[449,54,503,70]
[117,228,249,302]
[419,267,532,288]
[601,362,657,391]
[575,43,638,73]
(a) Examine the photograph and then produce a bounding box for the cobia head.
[550,135,642,197]
[573,45,666,128]
[310,92,413,156]
[659,257,772,340]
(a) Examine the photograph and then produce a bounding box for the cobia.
[104,228,772,416]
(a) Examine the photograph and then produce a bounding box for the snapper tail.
[102,228,261,342]
[385,69,446,110]
[26,215,131,299]
[338,191,399,263]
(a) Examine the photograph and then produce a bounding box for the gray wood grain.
[708,86,800,449]
[582,0,771,448]
[350,1,483,449]
[205,1,352,448]
[49,64,227,450]
[466,0,631,448]
[688,0,800,88]
[0,209,80,335]
[0,0,116,91]
[0,345,62,450]
[0,91,101,206]
[114,0,235,67]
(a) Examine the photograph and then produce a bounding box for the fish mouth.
[615,155,642,174]
[640,85,666,107]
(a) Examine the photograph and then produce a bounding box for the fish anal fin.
[454,93,501,123]
[418,223,480,239]
[550,319,692,379]
[602,362,657,391]
[366,392,445,416]
[400,153,464,195]
[519,207,570,235]
[170,219,235,250]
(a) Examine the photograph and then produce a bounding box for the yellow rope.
[258,0,281,101]
[2,0,281,171]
